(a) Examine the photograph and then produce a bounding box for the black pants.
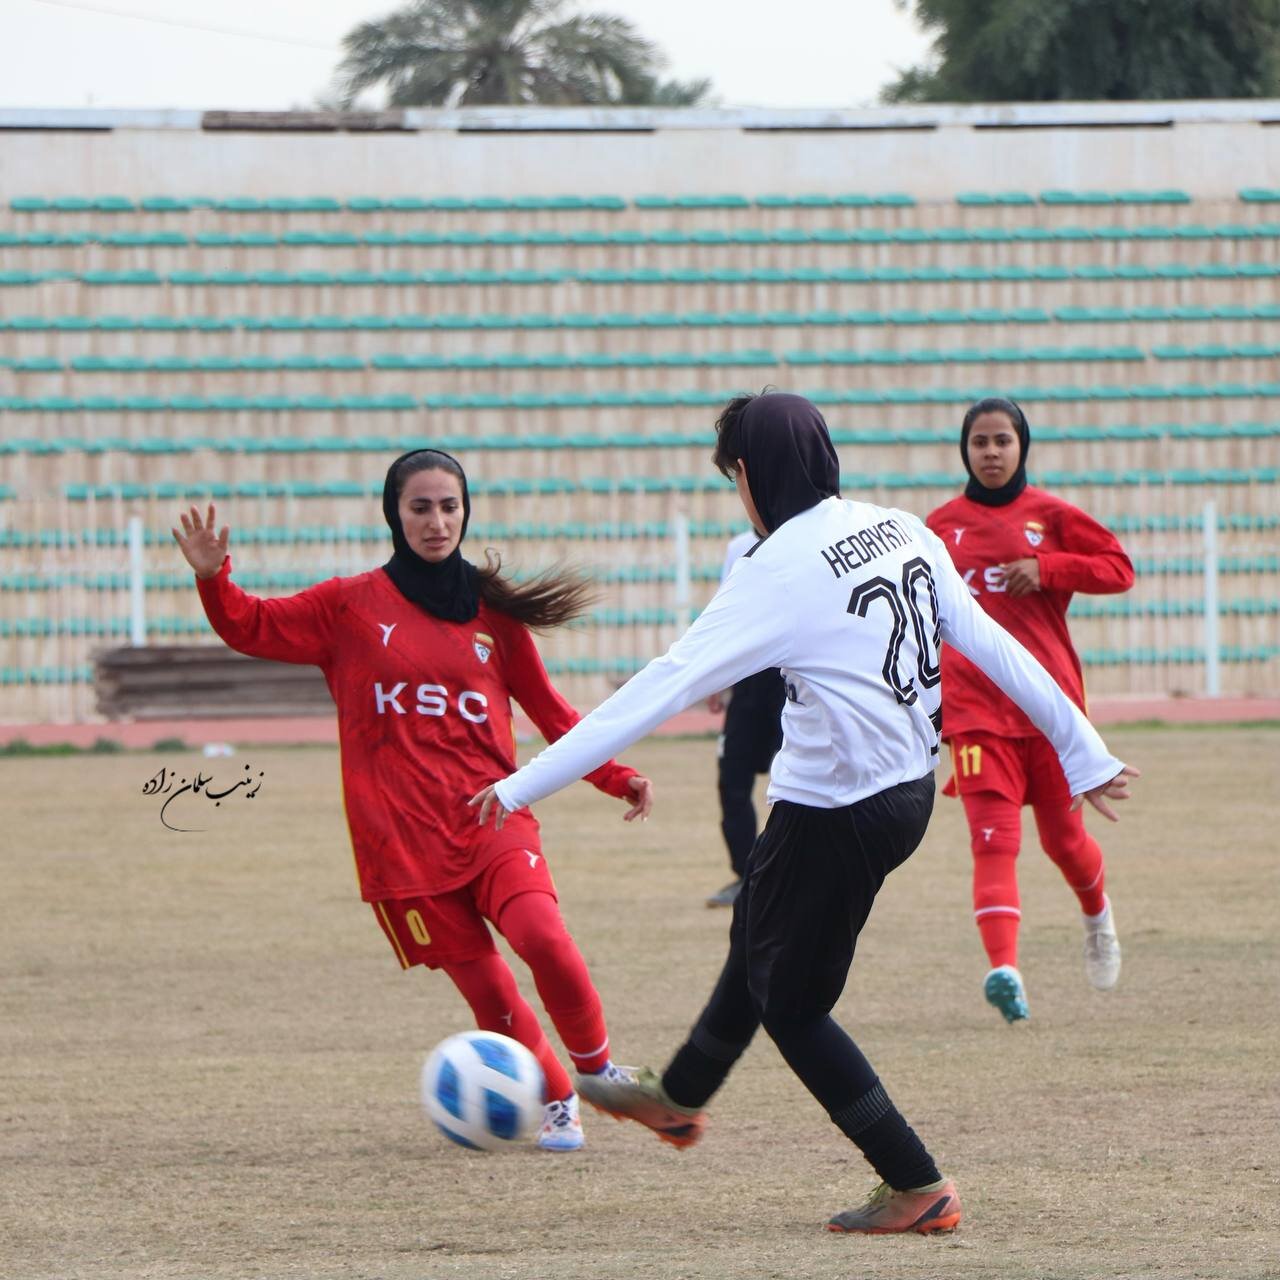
[718,668,785,877]
[665,775,942,1189]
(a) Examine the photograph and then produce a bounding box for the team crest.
[1024,520,1045,548]
[473,632,493,664]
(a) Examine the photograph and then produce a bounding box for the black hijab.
[381,449,481,623]
[961,397,1031,508]
[738,393,841,531]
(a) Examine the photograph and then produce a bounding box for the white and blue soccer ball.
[420,1031,546,1151]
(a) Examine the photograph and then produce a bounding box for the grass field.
[2,726,1277,1280]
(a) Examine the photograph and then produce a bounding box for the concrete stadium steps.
[5,429,1278,495]
[2,177,1277,715]
[6,226,1280,277]
[2,310,1279,364]
[6,275,1279,328]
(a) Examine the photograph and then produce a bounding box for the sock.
[442,954,573,1103]
[977,911,1020,970]
[497,892,611,1074]
[831,1083,942,1191]
[663,1024,750,1109]
[1084,897,1110,924]
[963,791,1023,969]
[1034,805,1107,917]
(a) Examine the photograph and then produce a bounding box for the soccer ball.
[420,1031,546,1150]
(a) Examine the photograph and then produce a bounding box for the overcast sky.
[3,0,934,111]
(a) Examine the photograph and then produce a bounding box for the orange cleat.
[575,1064,707,1150]
[826,1178,962,1235]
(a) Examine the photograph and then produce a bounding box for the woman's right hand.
[172,503,230,579]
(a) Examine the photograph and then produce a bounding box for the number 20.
[847,557,942,706]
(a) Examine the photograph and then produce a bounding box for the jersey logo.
[982,827,995,842]
[500,1011,513,1027]
[378,622,397,647]
[526,851,540,870]
[373,682,489,723]
[1024,520,1045,547]
[473,632,493,664]
[953,528,966,545]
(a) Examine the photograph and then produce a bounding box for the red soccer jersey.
[197,559,638,900]
[925,486,1134,740]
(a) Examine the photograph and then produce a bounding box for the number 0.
[405,909,432,946]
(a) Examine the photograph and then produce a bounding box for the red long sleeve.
[195,557,339,668]
[1036,508,1135,595]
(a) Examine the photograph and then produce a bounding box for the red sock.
[962,791,1023,970]
[976,912,1020,970]
[497,892,611,1075]
[442,953,572,1102]
[1034,805,1106,917]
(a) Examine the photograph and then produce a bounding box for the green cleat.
[984,964,1030,1023]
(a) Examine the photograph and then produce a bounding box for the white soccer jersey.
[494,496,1122,813]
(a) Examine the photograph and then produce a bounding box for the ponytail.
[476,549,597,631]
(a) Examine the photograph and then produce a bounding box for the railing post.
[673,511,691,635]
[128,515,147,647]
[1202,500,1219,697]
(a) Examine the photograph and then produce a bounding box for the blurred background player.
[926,398,1135,1024]
[173,448,652,1150]
[704,528,785,907]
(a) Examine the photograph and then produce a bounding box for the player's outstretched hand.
[622,774,653,823]
[1072,763,1141,822]
[173,503,230,579]
[469,782,510,830]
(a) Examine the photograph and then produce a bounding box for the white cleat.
[537,1092,585,1151]
[1083,896,1122,990]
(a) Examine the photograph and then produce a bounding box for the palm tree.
[337,0,711,108]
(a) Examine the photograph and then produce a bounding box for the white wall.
[0,102,1277,200]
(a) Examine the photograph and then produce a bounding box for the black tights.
[664,782,942,1192]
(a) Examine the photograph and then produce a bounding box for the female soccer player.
[172,448,653,1151]
[470,392,1138,1233]
[926,399,1134,1024]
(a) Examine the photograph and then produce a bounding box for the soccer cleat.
[705,879,742,908]
[1083,896,1122,990]
[984,964,1030,1023]
[537,1092,584,1152]
[576,1064,707,1149]
[827,1178,962,1234]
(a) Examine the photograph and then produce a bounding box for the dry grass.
[2,726,1277,1280]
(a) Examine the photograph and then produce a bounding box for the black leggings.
[664,776,943,1190]
[718,669,785,876]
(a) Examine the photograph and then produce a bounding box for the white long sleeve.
[495,498,1123,816]
[494,548,794,812]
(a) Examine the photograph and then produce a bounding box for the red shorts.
[942,732,1071,808]
[371,842,557,970]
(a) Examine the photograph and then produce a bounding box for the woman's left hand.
[623,774,654,823]
[1001,557,1042,597]
[469,783,510,830]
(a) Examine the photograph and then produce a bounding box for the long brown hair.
[476,549,598,632]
